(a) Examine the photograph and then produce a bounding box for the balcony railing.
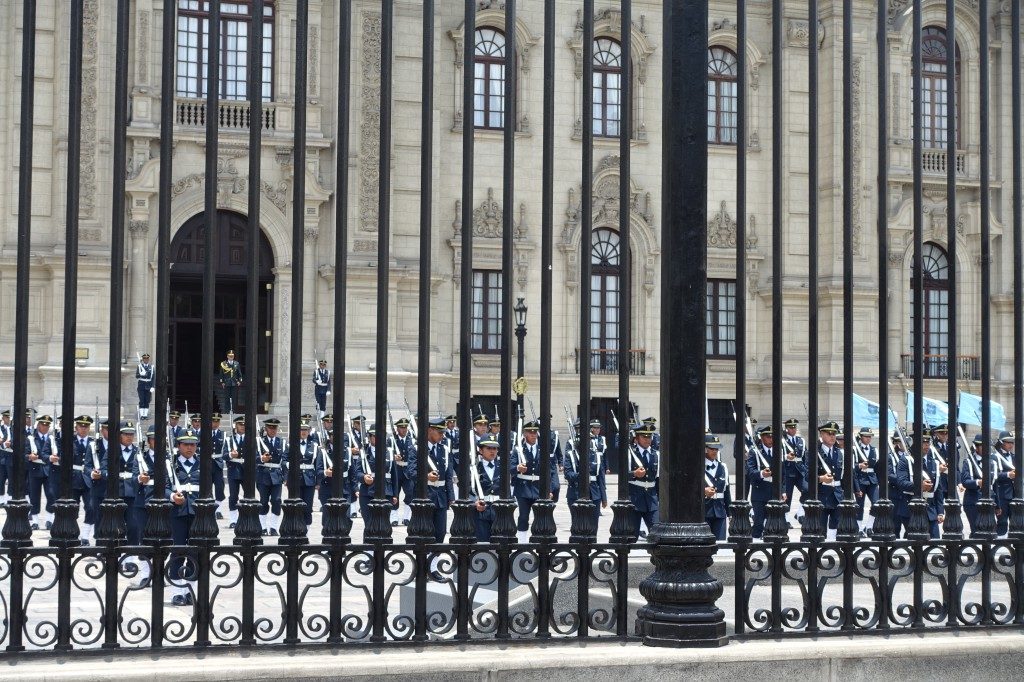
[574,348,646,376]
[901,353,980,380]
[922,149,966,176]
[175,98,278,131]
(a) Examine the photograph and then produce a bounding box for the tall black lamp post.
[514,298,528,419]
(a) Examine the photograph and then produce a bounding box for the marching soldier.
[961,434,986,538]
[746,425,781,540]
[89,420,111,535]
[894,429,944,539]
[284,422,323,528]
[70,416,99,545]
[225,413,244,524]
[312,360,331,419]
[129,425,159,588]
[814,421,843,541]
[26,414,56,530]
[218,350,243,414]
[191,413,227,520]
[110,420,143,545]
[782,418,807,523]
[347,415,368,517]
[563,426,608,534]
[168,428,202,606]
[351,424,397,522]
[136,353,154,419]
[853,427,879,537]
[704,433,731,541]
[589,420,607,466]
[392,417,415,526]
[889,433,908,538]
[510,420,558,543]
[168,411,184,445]
[410,419,455,545]
[444,414,460,453]
[991,430,1016,537]
[471,435,502,541]
[319,414,352,511]
[628,422,659,539]
[257,418,285,536]
[1,409,13,505]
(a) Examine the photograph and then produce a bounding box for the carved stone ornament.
[451,188,527,239]
[707,201,737,248]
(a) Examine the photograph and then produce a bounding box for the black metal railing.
[901,354,981,380]
[574,349,646,376]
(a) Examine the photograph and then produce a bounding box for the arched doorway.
[168,210,275,412]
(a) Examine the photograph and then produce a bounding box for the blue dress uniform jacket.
[510,442,558,501]
[745,445,776,503]
[813,444,845,508]
[110,444,140,499]
[853,443,879,487]
[132,448,160,506]
[782,434,808,495]
[257,435,287,486]
[167,456,203,517]
[26,429,53,480]
[991,448,1015,515]
[407,441,456,508]
[704,459,731,519]
[70,436,95,491]
[627,446,659,513]
[283,438,325,487]
[470,457,503,541]
[352,447,396,498]
[563,449,607,505]
[960,453,984,509]
[227,432,246,481]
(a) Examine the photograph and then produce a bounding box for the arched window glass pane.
[593,38,623,137]
[909,242,951,377]
[589,229,622,369]
[707,46,738,144]
[474,28,506,129]
[919,26,961,148]
[591,228,621,267]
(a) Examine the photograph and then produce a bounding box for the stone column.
[302,222,319,407]
[128,219,150,361]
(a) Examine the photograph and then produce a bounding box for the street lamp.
[514,298,528,420]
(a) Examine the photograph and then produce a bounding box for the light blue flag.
[852,393,898,430]
[905,391,949,427]
[957,391,1007,430]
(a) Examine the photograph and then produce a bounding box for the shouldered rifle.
[611,410,645,470]
[166,456,182,494]
[403,398,418,440]
[563,407,580,469]
[317,410,333,470]
[253,414,270,456]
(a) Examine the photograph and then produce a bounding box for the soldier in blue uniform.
[889,434,909,538]
[1,409,14,505]
[167,428,202,605]
[351,424,397,521]
[627,423,659,539]
[68,416,100,545]
[642,417,661,452]
[257,418,285,536]
[191,413,227,520]
[960,434,986,538]
[218,350,243,413]
[782,418,808,523]
[853,427,879,537]
[510,420,559,543]
[391,417,415,526]
[563,428,607,534]
[107,420,143,545]
[896,430,945,538]
[704,433,731,541]
[443,414,460,453]
[312,360,331,419]
[745,425,781,540]
[226,415,246,528]
[283,422,323,527]
[410,419,455,547]
[470,435,502,541]
[136,353,154,419]
[26,414,57,530]
[811,421,844,540]
[129,425,159,587]
[991,430,1016,537]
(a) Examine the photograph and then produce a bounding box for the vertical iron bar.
[2,0,37,654]
[147,0,179,647]
[53,0,85,653]
[326,0,353,645]
[1011,0,1024,536]
[636,0,725,649]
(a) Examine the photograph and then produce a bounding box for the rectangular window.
[471,270,503,353]
[706,279,737,358]
[176,0,274,102]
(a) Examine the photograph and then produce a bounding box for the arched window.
[593,38,623,137]
[176,0,275,101]
[590,228,622,371]
[474,28,506,130]
[707,46,738,144]
[920,26,961,148]
[910,242,950,377]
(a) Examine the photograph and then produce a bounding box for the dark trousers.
[132,505,149,543]
[822,505,839,531]
[220,386,238,414]
[631,508,657,537]
[516,497,537,532]
[27,474,52,515]
[358,494,396,521]
[0,458,9,495]
[69,486,97,524]
[432,506,447,543]
[929,519,941,539]
[964,504,978,538]
[169,514,195,583]
[856,483,879,520]
[122,496,142,544]
[289,483,315,526]
[315,388,328,413]
[475,505,496,541]
[707,516,727,541]
[751,500,767,539]
[257,482,282,515]
[228,478,242,511]
[997,513,1009,536]
[138,384,152,409]
[893,517,904,539]
[211,461,225,502]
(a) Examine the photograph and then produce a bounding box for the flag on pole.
[905,391,949,427]
[957,391,1007,430]
[852,393,897,430]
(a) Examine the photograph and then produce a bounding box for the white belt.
[177,484,200,493]
[143,480,155,487]
[260,462,281,469]
[119,472,134,480]
[924,491,935,499]
[630,481,656,489]
[712,492,724,499]
[395,461,409,467]
[482,494,499,502]
[230,458,244,464]
[299,464,315,470]
[823,481,841,487]
[762,476,774,483]
[72,464,85,471]
[518,474,540,481]
[428,480,446,487]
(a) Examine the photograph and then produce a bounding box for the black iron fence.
[1,0,1023,656]
[901,354,981,381]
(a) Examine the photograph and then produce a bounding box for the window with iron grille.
[919,25,961,149]
[707,46,738,145]
[706,279,737,358]
[474,28,506,130]
[593,38,623,138]
[910,242,950,375]
[176,0,275,101]
[471,270,503,353]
